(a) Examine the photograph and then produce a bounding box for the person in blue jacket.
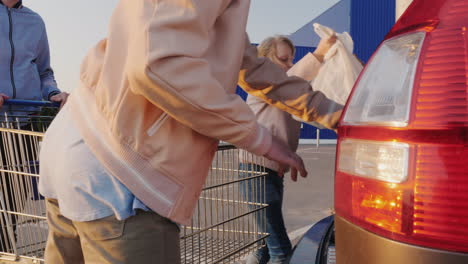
[0,0,68,113]
[0,0,68,253]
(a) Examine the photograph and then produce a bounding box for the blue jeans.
[239,163,292,264]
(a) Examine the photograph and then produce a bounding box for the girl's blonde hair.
[257,35,296,60]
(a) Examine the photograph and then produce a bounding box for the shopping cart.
[0,100,268,264]
[181,146,268,263]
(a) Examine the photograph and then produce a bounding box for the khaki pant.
[44,199,181,264]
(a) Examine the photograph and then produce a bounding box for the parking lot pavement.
[283,144,337,242]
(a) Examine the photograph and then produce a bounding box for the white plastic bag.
[313,23,363,105]
[294,23,363,128]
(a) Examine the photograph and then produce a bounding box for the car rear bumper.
[290,215,335,264]
[335,215,468,264]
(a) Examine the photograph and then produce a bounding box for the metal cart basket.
[0,100,268,264]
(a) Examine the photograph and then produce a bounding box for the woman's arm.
[238,36,343,130]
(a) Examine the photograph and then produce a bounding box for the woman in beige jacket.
[39,0,342,263]
[240,35,336,264]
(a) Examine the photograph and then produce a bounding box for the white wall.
[396,0,414,20]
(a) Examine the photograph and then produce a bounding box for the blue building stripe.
[351,0,396,62]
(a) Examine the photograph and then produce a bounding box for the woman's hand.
[50,92,70,109]
[313,35,338,63]
[264,136,307,182]
[0,93,10,108]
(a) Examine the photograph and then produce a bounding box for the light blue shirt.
[39,105,148,222]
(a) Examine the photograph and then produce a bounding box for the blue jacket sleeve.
[37,27,60,100]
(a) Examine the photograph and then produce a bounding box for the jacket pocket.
[147,113,169,137]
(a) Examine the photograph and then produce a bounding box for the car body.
[290,0,468,263]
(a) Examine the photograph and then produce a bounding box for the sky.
[26,0,339,92]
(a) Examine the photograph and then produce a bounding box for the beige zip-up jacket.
[68,0,343,225]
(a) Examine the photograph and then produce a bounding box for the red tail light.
[336,0,468,253]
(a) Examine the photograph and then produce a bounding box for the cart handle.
[3,99,60,107]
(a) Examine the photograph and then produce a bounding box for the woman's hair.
[257,35,296,59]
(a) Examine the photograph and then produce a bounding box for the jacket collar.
[0,0,23,8]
